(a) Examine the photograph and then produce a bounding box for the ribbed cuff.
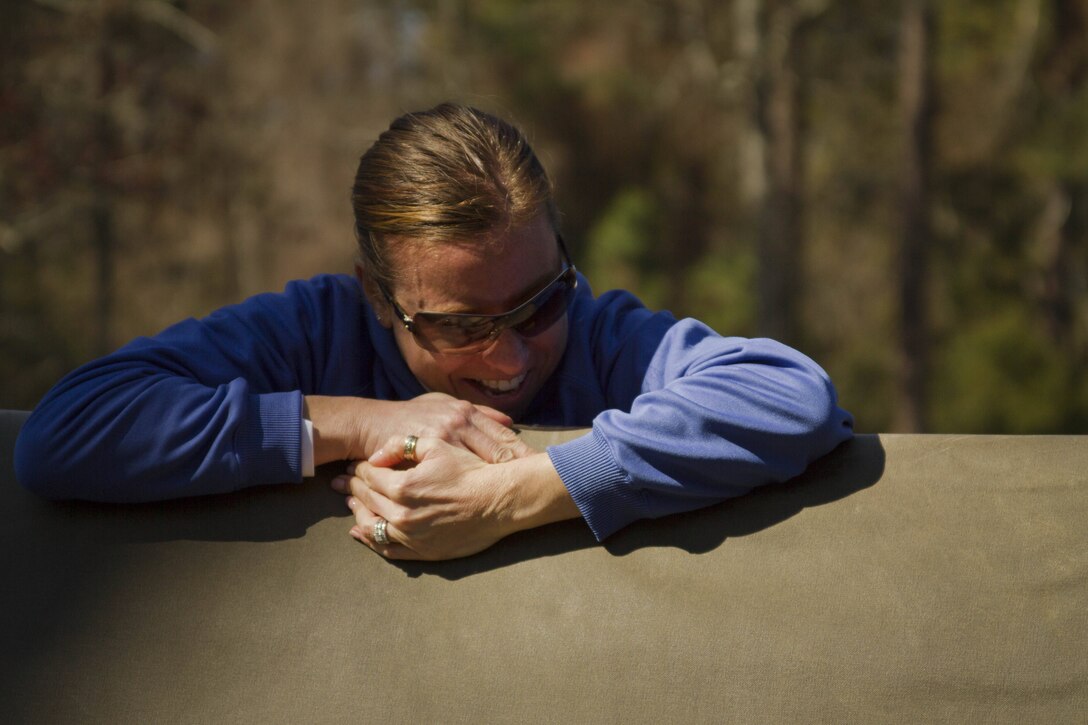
[547,427,645,541]
[237,392,304,486]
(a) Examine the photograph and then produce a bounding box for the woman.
[15,103,853,560]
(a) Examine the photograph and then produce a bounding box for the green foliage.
[685,250,757,337]
[1017,88,1088,178]
[931,304,1082,433]
[584,186,755,334]
[584,187,667,309]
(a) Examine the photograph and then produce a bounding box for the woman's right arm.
[16,276,530,502]
[14,277,353,502]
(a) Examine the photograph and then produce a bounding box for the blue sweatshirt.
[15,273,853,540]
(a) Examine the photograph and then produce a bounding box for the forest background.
[2,0,1086,433]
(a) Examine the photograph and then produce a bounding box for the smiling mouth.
[470,372,528,396]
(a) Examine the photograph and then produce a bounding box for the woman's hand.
[330,435,581,560]
[304,393,534,466]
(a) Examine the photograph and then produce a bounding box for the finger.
[347,494,396,533]
[458,412,534,463]
[346,504,416,559]
[348,495,402,545]
[350,459,409,503]
[363,433,447,471]
[330,474,356,494]
[471,403,514,427]
[347,494,430,561]
[345,475,400,520]
[349,524,423,560]
[364,432,429,468]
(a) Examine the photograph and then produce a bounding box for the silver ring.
[403,434,419,463]
[373,518,389,545]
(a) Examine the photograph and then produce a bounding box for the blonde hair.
[352,103,559,287]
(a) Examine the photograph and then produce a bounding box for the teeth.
[475,373,527,393]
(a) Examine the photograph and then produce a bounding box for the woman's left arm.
[548,314,854,541]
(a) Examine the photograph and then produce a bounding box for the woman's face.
[361,214,570,420]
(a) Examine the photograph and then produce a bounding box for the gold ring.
[403,434,419,462]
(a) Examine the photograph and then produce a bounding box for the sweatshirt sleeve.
[14,275,361,502]
[547,292,854,540]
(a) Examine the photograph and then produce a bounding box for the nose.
[480,328,530,375]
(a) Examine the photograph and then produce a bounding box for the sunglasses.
[376,237,578,354]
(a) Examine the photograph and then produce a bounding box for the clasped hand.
[330,436,513,559]
[329,443,581,562]
[322,394,579,560]
[306,392,535,466]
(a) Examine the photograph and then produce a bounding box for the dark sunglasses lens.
[415,315,494,351]
[513,274,575,337]
[411,268,576,352]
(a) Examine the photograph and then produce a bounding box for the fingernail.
[346,496,357,508]
[330,476,347,493]
[368,449,383,463]
[349,527,363,541]
[345,462,357,474]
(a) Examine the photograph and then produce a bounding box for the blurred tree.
[3,0,1086,431]
[754,0,820,348]
[926,0,1088,432]
[1031,0,1088,367]
[895,0,934,432]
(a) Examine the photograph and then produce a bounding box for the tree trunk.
[1038,181,1088,360]
[735,0,767,209]
[94,12,117,357]
[756,0,805,347]
[895,0,934,432]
